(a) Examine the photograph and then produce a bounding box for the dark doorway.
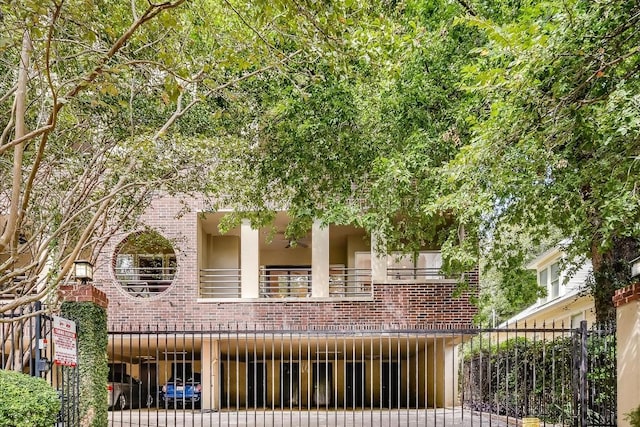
[248,361,266,408]
[280,362,300,407]
[345,362,365,408]
[312,362,333,407]
[381,362,400,408]
[140,362,157,407]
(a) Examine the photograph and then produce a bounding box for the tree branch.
[153,50,301,141]
[0,31,32,252]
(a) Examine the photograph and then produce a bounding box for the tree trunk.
[590,236,639,323]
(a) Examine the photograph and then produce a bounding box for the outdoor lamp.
[631,256,640,280]
[73,260,93,284]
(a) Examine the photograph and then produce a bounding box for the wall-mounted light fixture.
[73,260,93,284]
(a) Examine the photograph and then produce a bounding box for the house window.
[538,261,561,302]
[113,230,177,298]
[538,269,548,302]
[550,262,560,299]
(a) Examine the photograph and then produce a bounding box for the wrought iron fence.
[1,302,80,426]
[105,322,616,427]
[460,321,616,427]
[0,308,617,427]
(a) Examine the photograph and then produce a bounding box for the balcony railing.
[199,269,242,298]
[198,263,452,299]
[259,267,312,298]
[198,267,373,299]
[115,267,176,298]
[328,267,372,297]
[386,267,446,281]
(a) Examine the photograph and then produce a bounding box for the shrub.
[0,369,61,427]
[626,405,640,427]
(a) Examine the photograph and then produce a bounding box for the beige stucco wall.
[346,234,370,269]
[504,293,596,329]
[201,339,219,410]
[207,235,240,269]
[617,296,640,427]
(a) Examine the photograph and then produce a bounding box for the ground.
[107,408,517,426]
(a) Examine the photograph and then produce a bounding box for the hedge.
[0,370,61,427]
[461,328,616,424]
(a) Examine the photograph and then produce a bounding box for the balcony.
[198,266,373,299]
[115,266,176,298]
[197,259,454,300]
[198,212,452,301]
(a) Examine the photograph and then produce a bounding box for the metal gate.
[460,321,616,427]
[1,302,80,426]
[106,322,616,427]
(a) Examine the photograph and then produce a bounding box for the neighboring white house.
[501,245,595,328]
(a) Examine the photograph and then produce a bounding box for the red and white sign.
[53,316,77,367]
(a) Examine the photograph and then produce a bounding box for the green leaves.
[450,0,640,321]
[0,370,61,427]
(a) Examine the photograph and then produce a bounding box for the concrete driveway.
[108,408,517,426]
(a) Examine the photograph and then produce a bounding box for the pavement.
[108,408,519,426]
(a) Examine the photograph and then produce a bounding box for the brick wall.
[94,196,478,330]
[103,282,477,330]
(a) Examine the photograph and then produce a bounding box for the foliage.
[2,0,637,325]
[0,0,381,314]
[118,229,175,255]
[626,405,640,427]
[462,336,574,421]
[462,325,617,424]
[447,0,640,321]
[0,369,61,427]
[60,301,108,427]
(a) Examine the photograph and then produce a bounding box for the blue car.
[162,373,202,409]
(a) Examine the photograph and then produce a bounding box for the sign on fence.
[53,316,77,366]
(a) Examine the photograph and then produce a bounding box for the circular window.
[113,231,177,298]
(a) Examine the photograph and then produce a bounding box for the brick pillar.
[613,283,640,427]
[59,285,108,427]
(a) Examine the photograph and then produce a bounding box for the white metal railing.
[115,266,176,298]
[329,267,372,297]
[198,267,374,299]
[259,267,312,298]
[199,269,241,298]
[386,267,447,280]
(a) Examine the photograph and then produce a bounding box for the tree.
[219,0,640,323]
[449,0,640,322]
[0,0,373,315]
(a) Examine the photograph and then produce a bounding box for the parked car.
[162,373,202,409]
[108,372,149,410]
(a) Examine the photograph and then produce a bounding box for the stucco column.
[371,231,387,283]
[201,339,220,411]
[614,283,640,427]
[312,220,329,297]
[241,219,260,298]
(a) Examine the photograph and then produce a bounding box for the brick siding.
[94,196,478,330]
[613,282,640,307]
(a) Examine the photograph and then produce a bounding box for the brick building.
[95,195,478,410]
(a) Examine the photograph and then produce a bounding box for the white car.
[108,372,148,410]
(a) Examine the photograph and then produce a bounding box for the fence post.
[579,320,588,427]
[613,283,640,427]
[33,300,44,378]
